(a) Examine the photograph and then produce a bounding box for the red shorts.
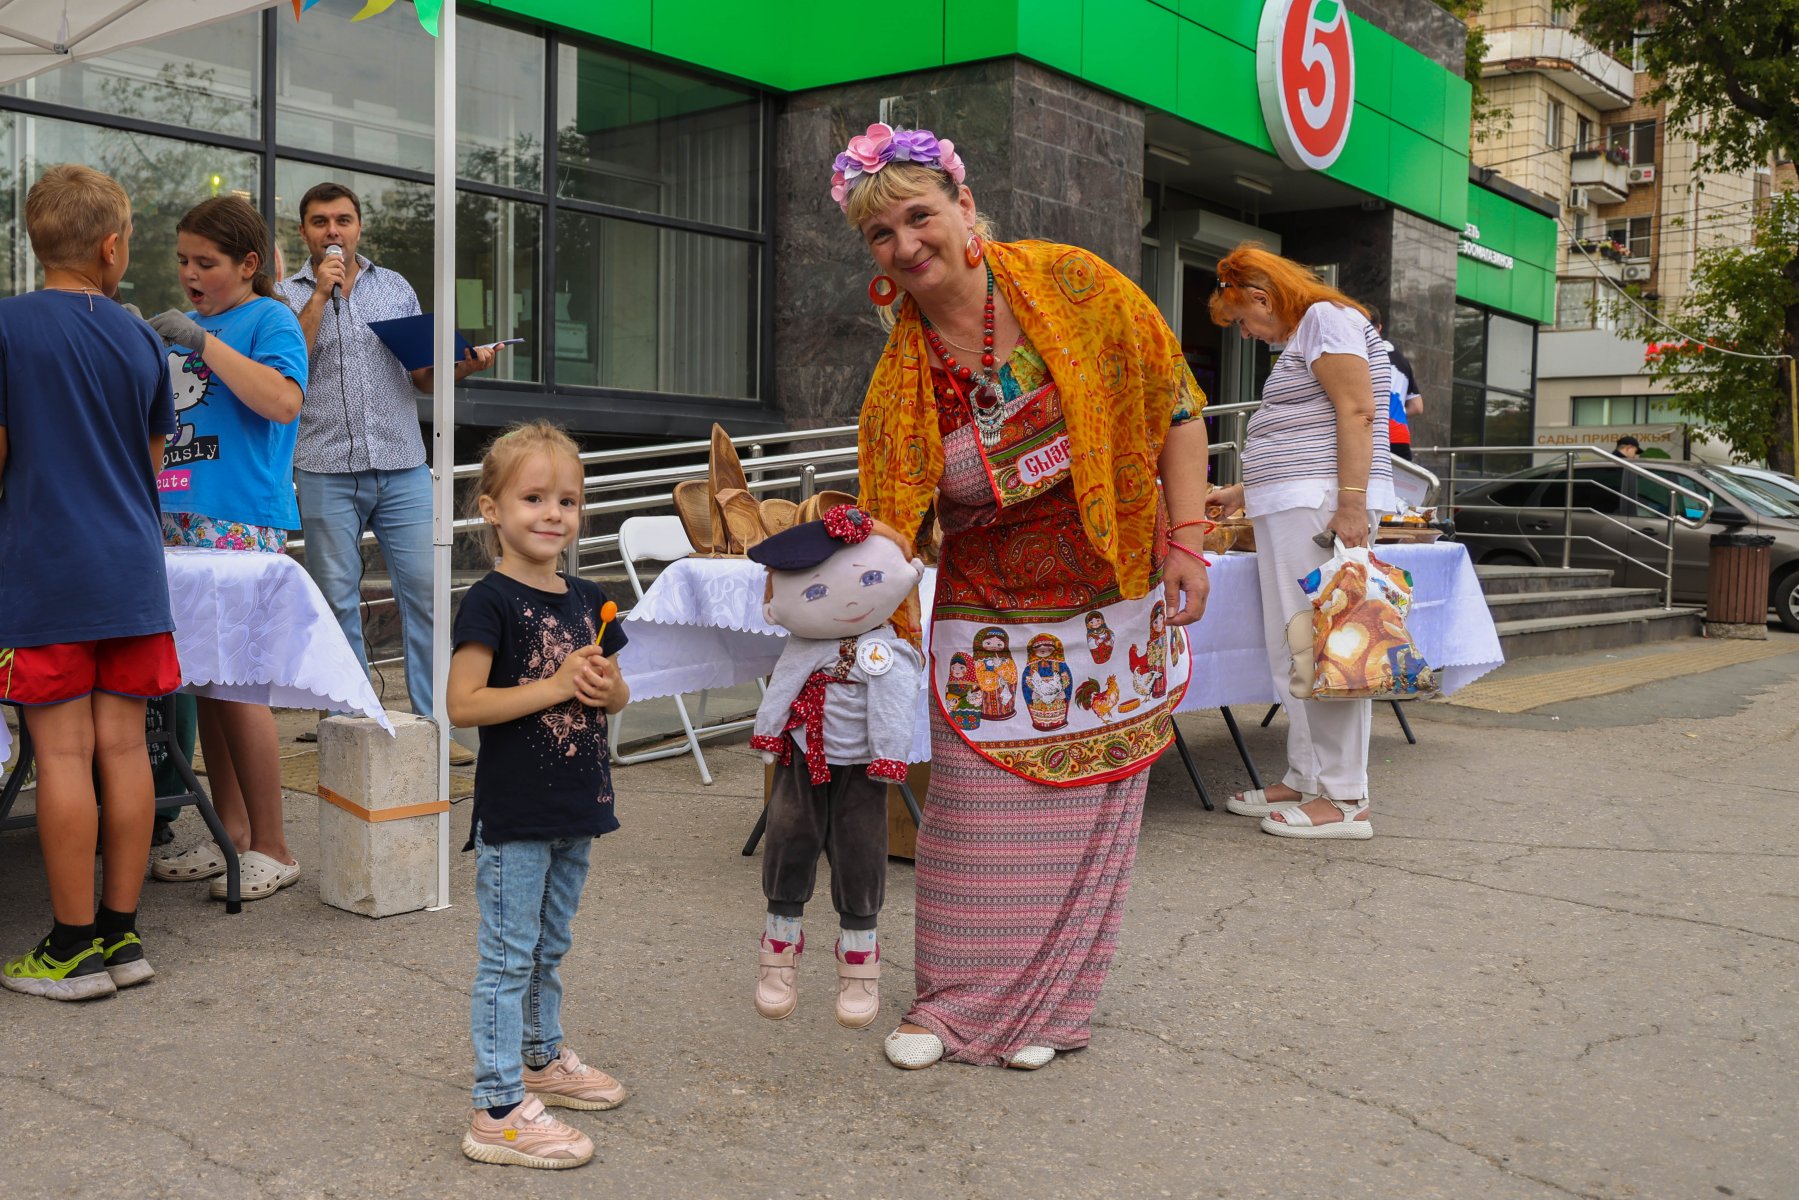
[0,632,182,706]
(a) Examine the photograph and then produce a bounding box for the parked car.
[1453,459,1799,631]
[1714,464,1799,507]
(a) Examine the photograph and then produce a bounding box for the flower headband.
[830,123,966,212]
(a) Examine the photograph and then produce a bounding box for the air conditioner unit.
[1566,187,1590,211]
[1622,263,1652,282]
[1627,165,1657,185]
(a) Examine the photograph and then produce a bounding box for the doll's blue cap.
[747,520,836,572]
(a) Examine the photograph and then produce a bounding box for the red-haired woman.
[1205,243,1395,840]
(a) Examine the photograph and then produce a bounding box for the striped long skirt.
[904,708,1152,1065]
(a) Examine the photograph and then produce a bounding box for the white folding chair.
[609,514,760,785]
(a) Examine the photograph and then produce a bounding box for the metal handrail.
[1422,444,1715,609]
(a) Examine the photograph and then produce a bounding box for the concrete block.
[317,711,440,918]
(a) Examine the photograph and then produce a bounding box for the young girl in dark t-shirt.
[446,420,631,1171]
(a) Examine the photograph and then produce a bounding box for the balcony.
[1570,148,1631,204]
[1563,239,1625,281]
[1482,25,1635,110]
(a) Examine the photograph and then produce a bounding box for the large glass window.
[1452,302,1537,471]
[1606,216,1652,260]
[556,43,760,231]
[277,0,435,175]
[3,15,262,139]
[555,212,758,398]
[0,113,260,312]
[458,19,544,191]
[1606,119,1656,165]
[274,160,432,303]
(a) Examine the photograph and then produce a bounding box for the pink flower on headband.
[841,123,893,172]
[937,139,965,184]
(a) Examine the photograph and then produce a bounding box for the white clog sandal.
[884,1028,944,1070]
[1006,1045,1056,1070]
[1260,799,1373,840]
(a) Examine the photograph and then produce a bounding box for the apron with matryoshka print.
[927,350,1190,788]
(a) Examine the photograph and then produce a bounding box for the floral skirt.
[161,511,287,554]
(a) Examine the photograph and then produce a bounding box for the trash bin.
[1705,531,1775,639]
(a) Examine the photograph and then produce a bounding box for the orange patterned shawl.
[857,239,1203,640]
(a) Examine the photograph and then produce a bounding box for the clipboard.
[367,313,476,372]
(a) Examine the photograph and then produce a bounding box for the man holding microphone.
[277,182,496,758]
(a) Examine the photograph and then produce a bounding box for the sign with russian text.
[1258,0,1356,171]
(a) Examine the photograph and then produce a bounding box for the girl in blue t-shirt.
[147,196,310,903]
[446,421,631,1169]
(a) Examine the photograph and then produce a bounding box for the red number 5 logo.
[1258,0,1356,171]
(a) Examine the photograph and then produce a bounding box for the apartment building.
[1468,2,1772,460]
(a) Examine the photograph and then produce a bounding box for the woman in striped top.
[1204,244,1396,840]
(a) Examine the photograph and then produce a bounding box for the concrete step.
[1495,606,1703,659]
[1483,586,1666,623]
[1474,565,1616,595]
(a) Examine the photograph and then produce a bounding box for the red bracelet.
[1167,540,1211,566]
[1168,518,1216,534]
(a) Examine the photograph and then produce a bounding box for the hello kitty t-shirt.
[452,570,629,846]
[157,294,308,530]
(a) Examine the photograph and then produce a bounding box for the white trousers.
[1250,500,1377,801]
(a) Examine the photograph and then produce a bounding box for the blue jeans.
[295,466,435,718]
[470,832,592,1109]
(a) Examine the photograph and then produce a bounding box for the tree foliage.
[1576,0,1799,171]
[1619,193,1799,468]
[1576,0,1799,471]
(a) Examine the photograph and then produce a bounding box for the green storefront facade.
[0,0,1554,444]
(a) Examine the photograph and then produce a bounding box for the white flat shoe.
[1226,788,1315,816]
[884,1029,944,1070]
[1006,1045,1056,1070]
[1261,799,1373,840]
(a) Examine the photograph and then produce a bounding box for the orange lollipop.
[594,600,619,647]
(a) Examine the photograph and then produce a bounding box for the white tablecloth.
[617,542,1503,764]
[1,548,391,766]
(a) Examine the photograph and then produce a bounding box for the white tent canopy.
[0,0,460,907]
[0,0,279,86]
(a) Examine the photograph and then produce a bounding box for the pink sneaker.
[756,932,801,1020]
[522,1047,628,1111]
[461,1095,593,1169]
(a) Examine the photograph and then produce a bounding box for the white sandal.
[1006,1046,1056,1070]
[210,851,302,900]
[151,842,226,882]
[1225,788,1315,816]
[884,1028,944,1070]
[1261,799,1373,840]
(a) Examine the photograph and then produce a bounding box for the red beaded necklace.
[921,267,1005,448]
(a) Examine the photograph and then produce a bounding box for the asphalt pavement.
[2,634,1795,1199]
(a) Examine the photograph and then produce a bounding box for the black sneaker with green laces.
[2,936,117,1001]
[99,930,155,988]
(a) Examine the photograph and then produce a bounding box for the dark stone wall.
[1345,0,1468,75]
[1261,204,1457,453]
[773,61,1144,431]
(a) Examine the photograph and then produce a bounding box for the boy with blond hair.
[0,164,178,1000]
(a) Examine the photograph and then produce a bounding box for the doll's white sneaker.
[884,1027,944,1069]
[834,954,880,1029]
[755,937,800,1020]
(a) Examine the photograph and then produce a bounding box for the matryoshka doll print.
[1022,632,1074,732]
[1146,601,1168,699]
[944,651,983,730]
[970,626,1018,721]
[1084,609,1114,665]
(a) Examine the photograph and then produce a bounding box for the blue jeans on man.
[296,465,435,718]
[469,832,592,1109]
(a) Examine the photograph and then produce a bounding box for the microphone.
[324,243,343,313]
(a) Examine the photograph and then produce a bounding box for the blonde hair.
[470,420,585,561]
[26,164,130,270]
[844,161,996,241]
[1208,241,1368,333]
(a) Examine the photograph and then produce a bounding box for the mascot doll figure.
[746,505,925,1029]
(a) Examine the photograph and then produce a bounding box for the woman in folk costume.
[832,122,1214,1070]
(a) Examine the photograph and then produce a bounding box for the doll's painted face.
[977,631,1007,656]
[1150,602,1166,638]
[1086,612,1105,632]
[763,531,923,640]
[1031,642,1053,661]
[949,658,971,683]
